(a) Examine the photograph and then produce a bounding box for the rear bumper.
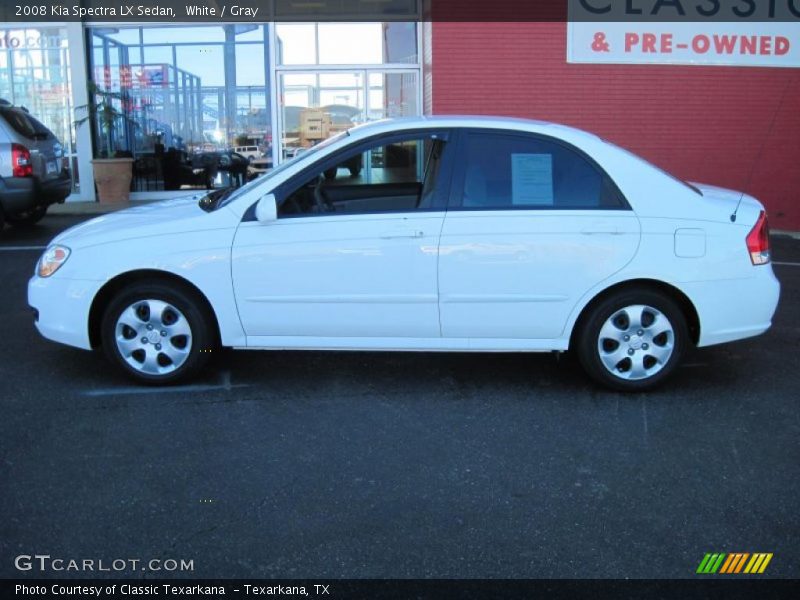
[40,173,72,203]
[0,173,71,215]
[685,267,781,347]
[28,274,100,350]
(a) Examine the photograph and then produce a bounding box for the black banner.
[1,0,799,23]
[4,579,800,600]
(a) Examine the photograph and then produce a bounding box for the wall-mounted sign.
[136,66,169,88]
[567,21,800,67]
[0,30,66,48]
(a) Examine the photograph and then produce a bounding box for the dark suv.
[0,100,71,230]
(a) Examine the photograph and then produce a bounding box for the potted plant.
[74,83,137,203]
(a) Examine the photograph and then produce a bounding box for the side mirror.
[255,193,277,223]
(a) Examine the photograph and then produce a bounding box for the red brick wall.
[426,22,800,231]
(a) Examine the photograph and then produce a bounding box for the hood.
[51,195,231,249]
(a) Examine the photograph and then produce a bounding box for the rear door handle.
[581,221,621,235]
[380,229,424,239]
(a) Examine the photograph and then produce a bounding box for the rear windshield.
[0,107,53,140]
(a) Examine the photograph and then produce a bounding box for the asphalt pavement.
[1,215,798,579]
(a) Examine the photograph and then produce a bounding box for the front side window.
[278,133,447,217]
[455,132,625,210]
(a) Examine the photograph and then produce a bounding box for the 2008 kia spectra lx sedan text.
[28,117,780,391]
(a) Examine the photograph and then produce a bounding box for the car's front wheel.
[100,283,215,385]
[576,288,689,392]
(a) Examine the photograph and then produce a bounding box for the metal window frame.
[271,21,423,168]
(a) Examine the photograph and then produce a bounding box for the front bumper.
[28,274,101,350]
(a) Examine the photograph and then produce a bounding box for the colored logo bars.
[697,553,773,574]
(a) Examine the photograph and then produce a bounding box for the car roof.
[346,115,600,143]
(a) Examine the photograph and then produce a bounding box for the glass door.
[276,69,418,163]
[277,71,364,161]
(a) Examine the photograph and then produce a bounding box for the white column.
[66,22,95,202]
[268,22,280,168]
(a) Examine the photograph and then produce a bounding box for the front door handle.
[380,229,424,239]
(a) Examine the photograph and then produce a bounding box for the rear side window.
[455,132,626,210]
[0,107,52,140]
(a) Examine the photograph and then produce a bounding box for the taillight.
[11,143,33,177]
[746,210,771,265]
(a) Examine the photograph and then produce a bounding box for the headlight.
[38,245,71,277]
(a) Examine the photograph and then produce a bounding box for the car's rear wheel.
[7,205,47,227]
[100,283,215,385]
[576,288,689,392]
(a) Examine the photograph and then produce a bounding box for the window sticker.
[511,153,554,205]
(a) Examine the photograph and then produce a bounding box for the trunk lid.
[688,182,764,222]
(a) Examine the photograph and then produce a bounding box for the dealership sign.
[568,21,800,66]
[567,1,800,67]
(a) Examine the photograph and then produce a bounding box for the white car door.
[232,131,454,344]
[438,130,641,342]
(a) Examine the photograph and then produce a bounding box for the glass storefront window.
[142,26,227,45]
[277,70,417,160]
[274,22,420,163]
[234,26,265,43]
[370,72,418,119]
[89,24,273,193]
[143,46,173,66]
[236,50,265,86]
[81,22,420,193]
[0,26,78,192]
[174,46,225,87]
[276,24,316,66]
[276,22,417,66]
[317,24,384,64]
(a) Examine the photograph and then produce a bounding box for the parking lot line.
[83,371,248,396]
[0,245,46,251]
[83,383,250,396]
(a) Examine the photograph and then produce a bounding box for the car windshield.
[202,131,350,211]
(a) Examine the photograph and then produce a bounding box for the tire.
[575,288,689,392]
[7,205,47,227]
[100,282,216,385]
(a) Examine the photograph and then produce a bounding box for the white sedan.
[29,117,780,391]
